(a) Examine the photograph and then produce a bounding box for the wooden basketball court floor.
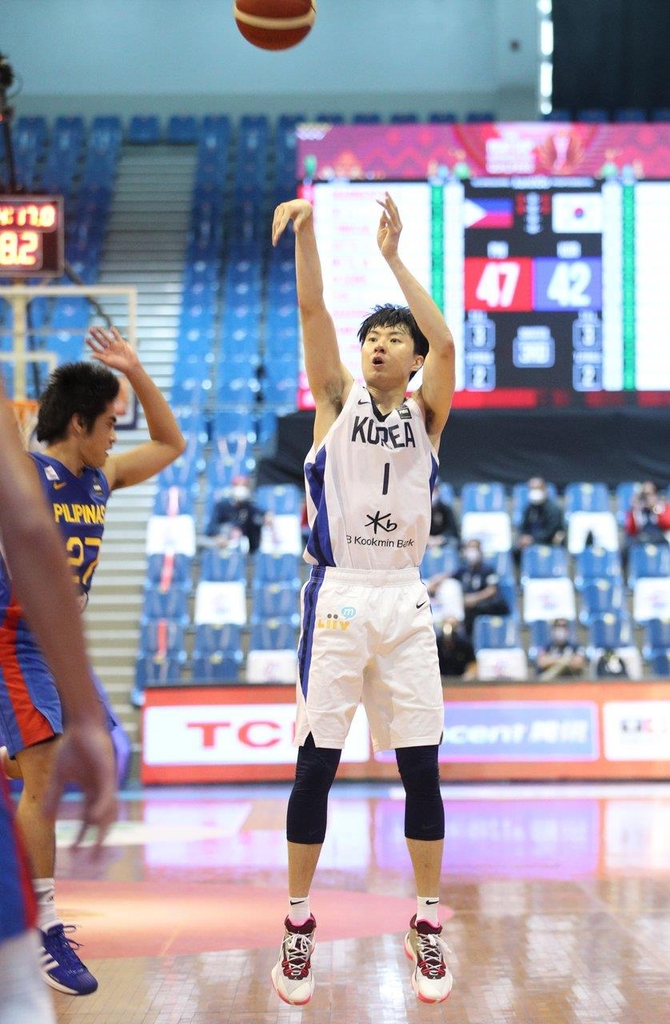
[48,779,670,1024]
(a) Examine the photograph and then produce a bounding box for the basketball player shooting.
[0,379,117,1023]
[269,192,456,1005]
[0,326,185,998]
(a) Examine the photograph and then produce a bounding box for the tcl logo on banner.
[143,702,370,766]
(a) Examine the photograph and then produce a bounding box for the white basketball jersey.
[304,382,439,569]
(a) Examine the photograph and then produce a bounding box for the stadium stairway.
[84,141,197,757]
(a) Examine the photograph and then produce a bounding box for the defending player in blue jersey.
[0,377,116,1023]
[0,326,185,997]
[269,194,456,1005]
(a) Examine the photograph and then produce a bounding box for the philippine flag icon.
[463,197,514,229]
[552,192,603,233]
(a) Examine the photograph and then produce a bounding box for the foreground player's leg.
[271,736,340,1005]
[397,745,452,1003]
[16,740,98,996]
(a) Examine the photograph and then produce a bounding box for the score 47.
[465,258,602,312]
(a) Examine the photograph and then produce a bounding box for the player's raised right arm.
[272,199,351,408]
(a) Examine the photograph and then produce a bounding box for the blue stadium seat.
[520,544,569,583]
[128,115,161,143]
[466,111,495,122]
[153,485,195,516]
[353,113,382,124]
[627,543,670,586]
[573,547,622,590]
[138,617,187,655]
[564,482,610,515]
[436,481,455,506]
[461,482,506,513]
[142,585,190,622]
[200,548,247,582]
[252,578,301,619]
[579,579,624,625]
[642,619,670,672]
[167,115,198,144]
[134,653,185,698]
[492,550,515,584]
[472,616,521,650]
[498,580,519,620]
[192,623,243,682]
[420,543,459,581]
[145,553,193,587]
[250,618,300,651]
[651,107,670,122]
[256,483,303,515]
[255,552,301,583]
[587,613,632,650]
[390,113,418,123]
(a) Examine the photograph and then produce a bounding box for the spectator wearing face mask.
[203,475,266,554]
[435,617,477,681]
[514,477,565,563]
[534,618,586,681]
[453,538,510,637]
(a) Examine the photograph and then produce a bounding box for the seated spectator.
[624,481,670,545]
[515,477,565,562]
[453,538,509,637]
[427,484,460,547]
[435,617,477,681]
[202,475,265,554]
[534,618,586,681]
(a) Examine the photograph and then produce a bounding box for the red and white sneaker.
[404,914,453,1003]
[271,914,316,1005]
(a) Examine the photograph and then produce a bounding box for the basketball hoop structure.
[10,397,39,449]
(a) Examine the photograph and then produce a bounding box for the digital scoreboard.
[296,121,670,410]
[301,175,669,409]
[0,195,65,277]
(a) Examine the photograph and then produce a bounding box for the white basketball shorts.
[295,565,444,752]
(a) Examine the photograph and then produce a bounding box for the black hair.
[36,362,120,443]
[357,303,429,362]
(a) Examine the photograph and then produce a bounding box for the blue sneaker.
[39,923,98,995]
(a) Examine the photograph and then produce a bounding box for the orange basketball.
[233,0,316,51]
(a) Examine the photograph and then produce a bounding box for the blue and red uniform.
[0,773,36,941]
[0,453,111,757]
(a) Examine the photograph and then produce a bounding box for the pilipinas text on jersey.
[31,452,110,599]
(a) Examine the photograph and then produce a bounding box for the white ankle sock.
[33,878,60,933]
[416,896,440,927]
[288,896,311,926]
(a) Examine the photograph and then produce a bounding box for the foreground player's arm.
[0,391,117,848]
[272,199,353,443]
[376,193,455,446]
[87,326,186,490]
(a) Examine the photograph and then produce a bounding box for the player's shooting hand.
[376,192,402,260]
[86,326,140,376]
[43,722,118,854]
[272,199,313,246]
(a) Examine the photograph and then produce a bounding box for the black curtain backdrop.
[553,0,670,112]
[257,409,670,493]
